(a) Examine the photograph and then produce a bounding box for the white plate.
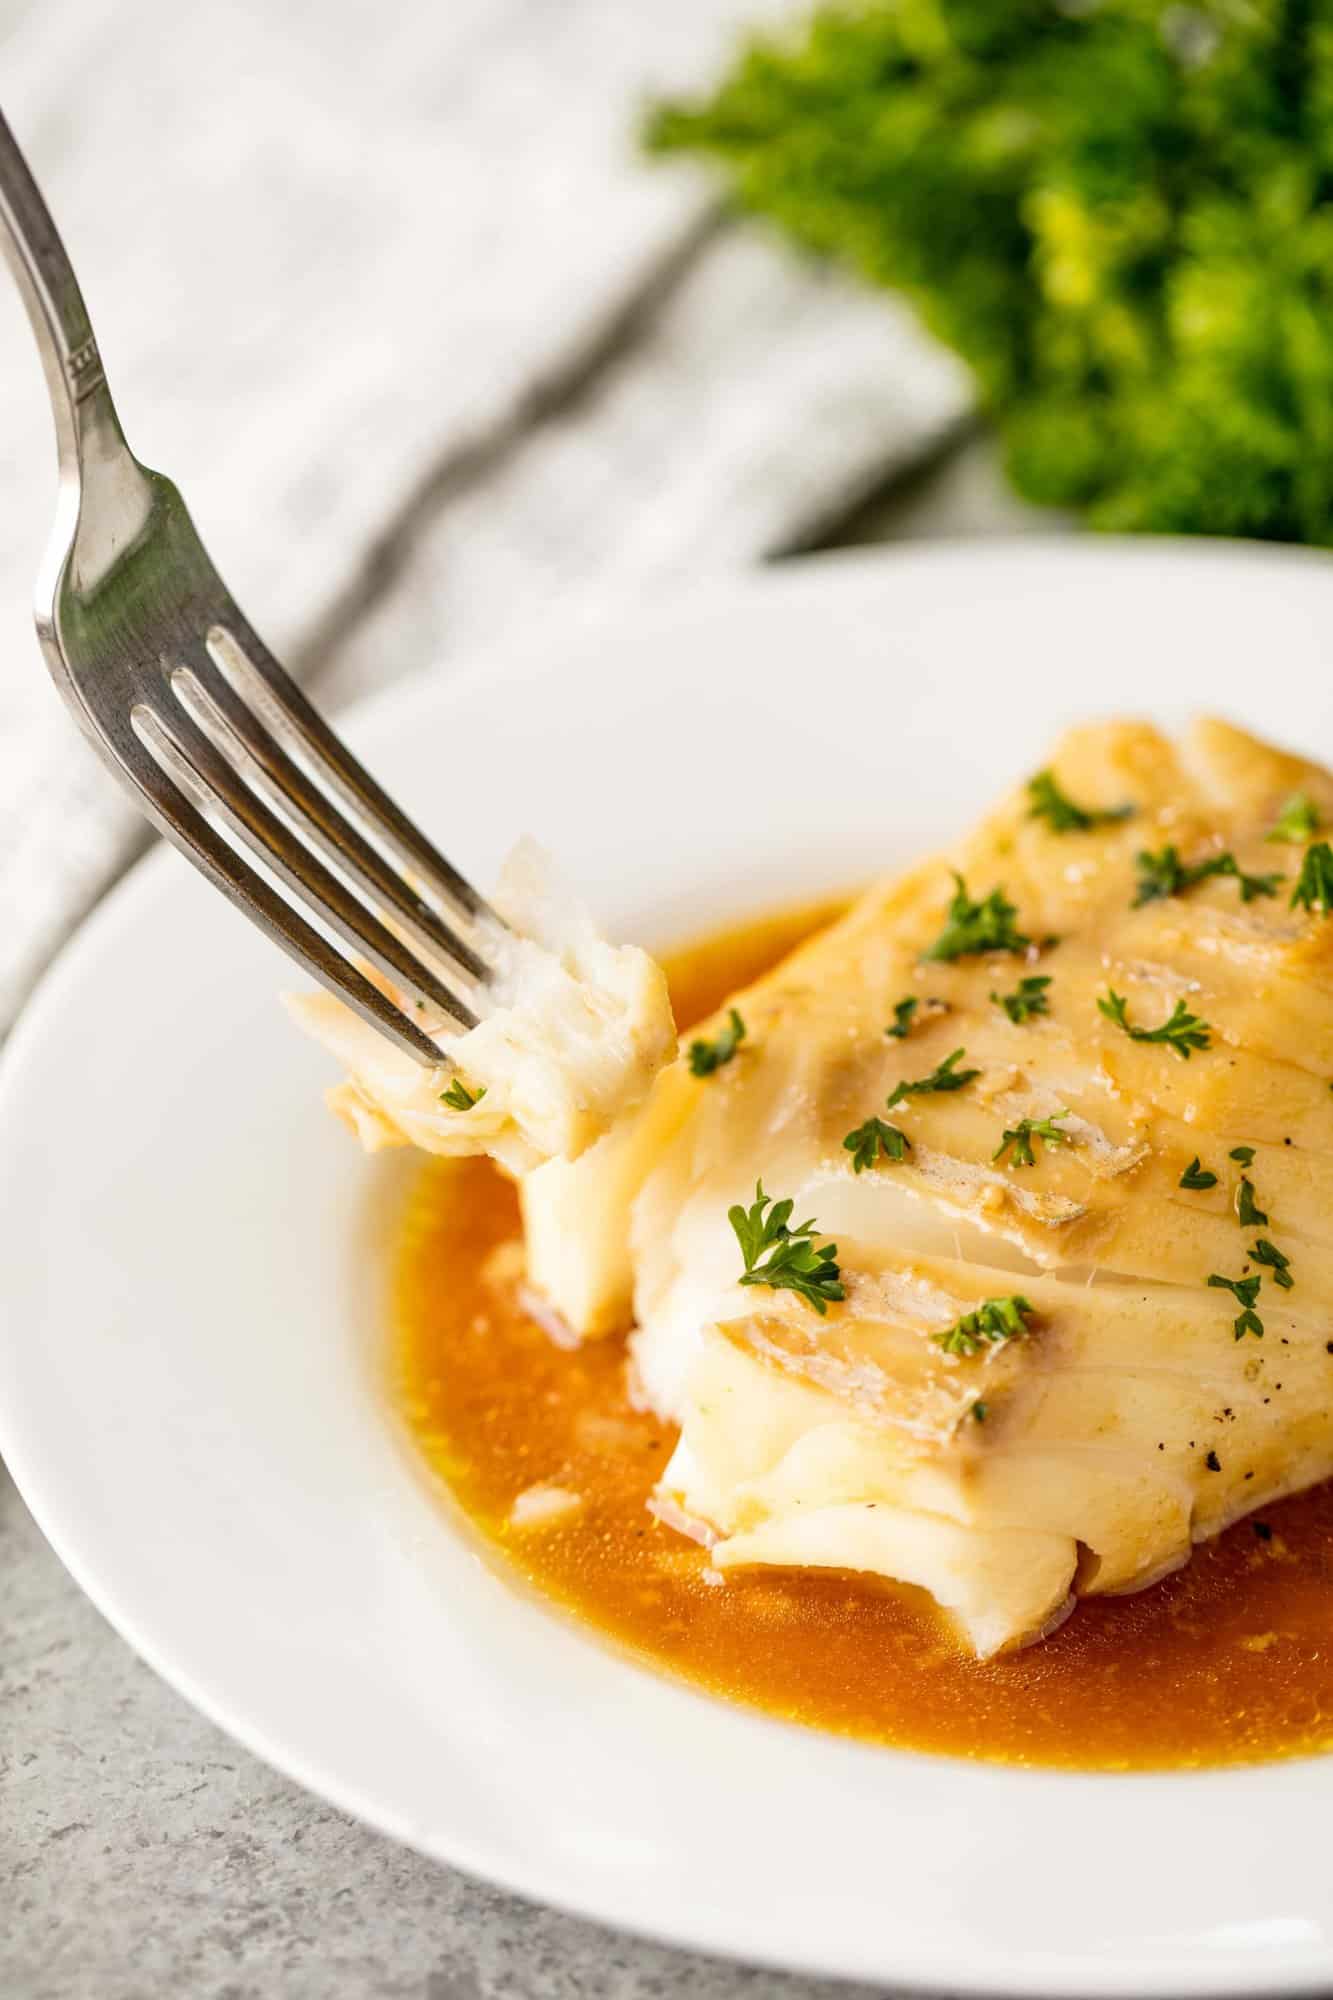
[6,541,1333,1997]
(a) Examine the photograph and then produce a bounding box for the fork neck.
[0,106,133,487]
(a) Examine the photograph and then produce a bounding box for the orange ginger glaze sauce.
[392,901,1333,1770]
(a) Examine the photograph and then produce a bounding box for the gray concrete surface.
[3,1462,892,1999]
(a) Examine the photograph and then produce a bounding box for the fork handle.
[0,105,129,479]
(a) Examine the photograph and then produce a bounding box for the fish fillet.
[288,837,676,1175]
[522,718,1333,1653]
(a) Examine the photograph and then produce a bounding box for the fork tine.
[171,648,493,986]
[115,717,450,1065]
[209,617,501,929]
[0,107,490,1063]
[136,699,480,1032]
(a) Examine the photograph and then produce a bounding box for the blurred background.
[7,0,1328,1029]
[0,0,1051,1041]
[4,1,1323,1993]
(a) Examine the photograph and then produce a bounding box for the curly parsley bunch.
[646,0,1333,542]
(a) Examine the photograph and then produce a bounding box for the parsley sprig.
[1251,1238,1293,1290]
[843,1116,911,1174]
[688,1007,746,1078]
[1221,857,1284,902]
[728,1182,844,1315]
[992,974,1051,1024]
[1027,769,1134,834]
[1207,1271,1265,1341]
[885,1047,980,1107]
[1097,989,1212,1059]
[1267,793,1322,844]
[440,1077,486,1111]
[1236,1177,1268,1229]
[934,1294,1034,1357]
[993,1111,1071,1168]
[1133,847,1219,905]
[1133,845,1282,908]
[1179,1157,1218,1190]
[886,997,919,1040]
[644,0,1333,550]
[1291,841,1333,916]
[924,874,1029,962]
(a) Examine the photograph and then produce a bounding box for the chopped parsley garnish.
[728,1181,844,1315]
[1236,1177,1268,1229]
[886,996,919,1040]
[1226,860,1285,902]
[992,1110,1071,1169]
[1267,793,1322,844]
[1097,989,1212,1060]
[923,873,1029,962]
[992,975,1051,1024]
[1251,1238,1293,1290]
[1027,769,1134,834]
[1133,848,1191,905]
[1179,1157,1219,1190]
[1205,1450,1222,1473]
[1207,1271,1265,1340]
[440,1077,486,1111]
[1290,841,1333,916]
[934,1294,1034,1357]
[971,1400,988,1424]
[843,1116,911,1174]
[885,1047,980,1108]
[688,1007,746,1077]
[1229,1145,1256,1168]
[1132,845,1282,907]
[1133,846,1220,905]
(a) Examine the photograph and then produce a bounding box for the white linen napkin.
[0,0,970,1030]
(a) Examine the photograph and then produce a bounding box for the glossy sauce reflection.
[393,902,1333,1770]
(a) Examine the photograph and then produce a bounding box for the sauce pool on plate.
[392,902,1333,1771]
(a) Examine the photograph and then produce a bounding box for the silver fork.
[0,107,500,1063]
